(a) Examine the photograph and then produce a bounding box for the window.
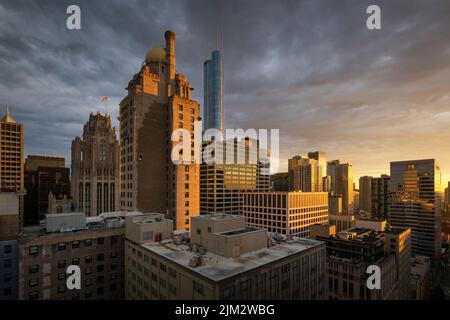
[29,264,39,274]
[84,239,92,247]
[29,246,38,256]
[178,114,183,120]
[111,262,118,270]
[85,278,92,287]
[97,276,104,284]
[3,287,12,296]
[4,244,12,254]
[58,242,66,251]
[58,284,66,293]
[85,267,92,275]
[169,268,177,278]
[85,255,93,263]
[185,183,189,189]
[97,265,104,272]
[4,273,12,283]
[151,258,157,267]
[160,263,167,272]
[97,287,104,295]
[110,273,118,280]
[193,281,204,295]
[57,260,66,269]
[72,241,80,249]
[97,238,104,245]
[58,272,66,281]
[72,257,80,265]
[190,108,195,114]
[178,105,183,111]
[169,283,177,295]
[97,253,104,261]
[29,291,39,300]
[29,278,39,288]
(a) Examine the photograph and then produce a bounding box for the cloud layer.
[1,0,450,185]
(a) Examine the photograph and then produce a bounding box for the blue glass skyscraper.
[204,49,224,131]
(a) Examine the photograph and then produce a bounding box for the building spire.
[1,105,16,123]
[216,24,219,51]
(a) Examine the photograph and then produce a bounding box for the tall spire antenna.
[216,24,219,51]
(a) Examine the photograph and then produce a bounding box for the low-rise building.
[311,221,411,300]
[125,214,326,300]
[243,191,328,238]
[18,211,140,300]
[0,192,21,299]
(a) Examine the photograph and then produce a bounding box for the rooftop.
[141,237,324,282]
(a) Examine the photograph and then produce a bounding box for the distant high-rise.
[371,174,390,219]
[308,151,327,183]
[204,48,224,131]
[23,155,70,225]
[0,108,24,193]
[288,154,323,192]
[359,176,372,214]
[119,31,200,231]
[200,138,270,215]
[389,159,442,267]
[327,160,354,214]
[71,112,119,217]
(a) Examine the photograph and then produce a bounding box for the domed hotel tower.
[119,31,200,231]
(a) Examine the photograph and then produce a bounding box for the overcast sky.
[1,0,450,186]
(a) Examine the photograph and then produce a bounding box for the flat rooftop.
[141,237,324,282]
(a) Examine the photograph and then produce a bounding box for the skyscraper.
[71,112,119,217]
[327,160,354,214]
[203,48,224,131]
[288,155,323,192]
[119,31,200,231]
[0,108,24,193]
[200,138,270,215]
[359,176,372,214]
[371,174,390,219]
[389,159,442,267]
[23,155,71,225]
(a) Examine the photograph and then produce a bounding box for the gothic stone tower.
[71,112,119,216]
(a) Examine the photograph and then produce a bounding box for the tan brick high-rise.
[0,108,24,192]
[119,31,200,231]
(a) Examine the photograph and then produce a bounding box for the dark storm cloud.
[1,0,450,183]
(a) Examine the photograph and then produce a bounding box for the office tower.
[243,191,328,238]
[308,151,327,180]
[71,112,119,217]
[359,176,372,214]
[327,160,354,214]
[323,176,331,192]
[272,172,289,191]
[18,211,130,300]
[0,108,24,192]
[119,31,200,231]
[410,256,431,300]
[125,214,326,300]
[203,48,224,131]
[328,193,355,231]
[288,155,322,192]
[371,174,390,219]
[23,155,71,225]
[389,159,442,267]
[311,221,411,300]
[200,138,270,215]
[0,192,21,300]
